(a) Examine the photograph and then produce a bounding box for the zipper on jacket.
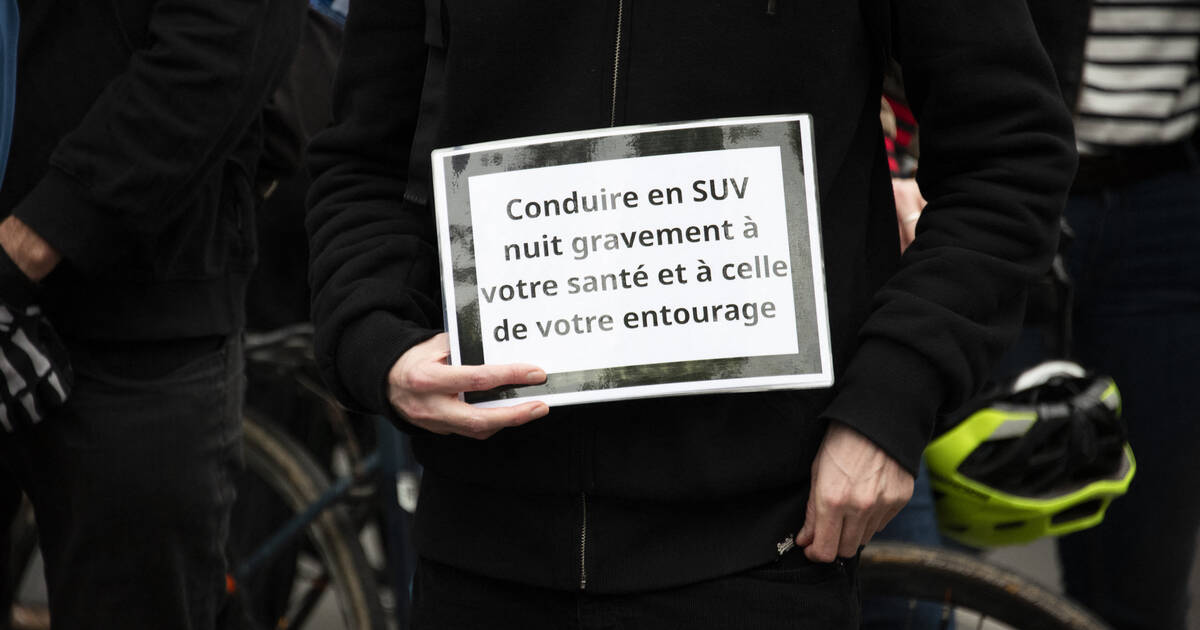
[609,0,625,127]
[580,2,622,591]
[579,492,589,589]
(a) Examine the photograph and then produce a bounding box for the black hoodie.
[307,0,1077,592]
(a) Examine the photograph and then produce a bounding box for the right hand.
[387,332,549,439]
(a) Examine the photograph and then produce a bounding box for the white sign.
[432,115,832,407]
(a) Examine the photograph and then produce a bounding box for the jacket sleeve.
[11,0,304,271]
[819,0,1078,473]
[305,0,442,415]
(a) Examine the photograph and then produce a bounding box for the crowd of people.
[0,0,1194,629]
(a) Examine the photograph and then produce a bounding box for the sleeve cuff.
[12,169,125,273]
[334,309,440,418]
[819,337,946,475]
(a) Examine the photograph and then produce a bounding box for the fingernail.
[530,403,549,420]
[526,369,546,383]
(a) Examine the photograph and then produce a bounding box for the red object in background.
[885,95,918,178]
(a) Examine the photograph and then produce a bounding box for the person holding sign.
[306,1,1077,627]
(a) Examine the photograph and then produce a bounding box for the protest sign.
[431,114,832,406]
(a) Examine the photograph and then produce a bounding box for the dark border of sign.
[431,114,832,407]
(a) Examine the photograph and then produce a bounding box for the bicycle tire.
[8,496,35,585]
[234,415,388,630]
[860,542,1110,630]
[7,496,48,630]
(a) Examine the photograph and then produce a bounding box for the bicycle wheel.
[230,415,388,630]
[860,542,1109,630]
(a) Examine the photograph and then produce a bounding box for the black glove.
[0,249,72,431]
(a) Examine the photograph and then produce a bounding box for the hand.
[795,421,914,562]
[0,244,73,432]
[387,332,549,439]
[892,178,926,253]
[0,216,61,282]
[0,302,73,431]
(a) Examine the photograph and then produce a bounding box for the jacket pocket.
[745,549,852,585]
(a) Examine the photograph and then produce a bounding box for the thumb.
[794,501,816,546]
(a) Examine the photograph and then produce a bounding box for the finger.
[45,369,68,403]
[35,372,67,409]
[803,504,844,563]
[837,508,869,558]
[439,400,549,439]
[876,497,907,532]
[860,512,887,548]
[0,342,28,394]
[794,524,813,548]
[414,361,546,394]
[795,503,816,547]
[864,490,911,548]
[854,514,881,550]
[11,329,51,378]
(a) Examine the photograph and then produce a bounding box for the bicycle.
[860,542,1110,629]
[3,325,402,630]
[224,324,405,630]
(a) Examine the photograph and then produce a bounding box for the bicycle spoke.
[279,571,331,630]
[939,587,953,630]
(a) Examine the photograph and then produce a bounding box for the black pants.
[0,334,244,630]
[410,551,860,630]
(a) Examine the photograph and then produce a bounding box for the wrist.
[0,217,61,282]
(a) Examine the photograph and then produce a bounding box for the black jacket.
[1026,0,1092,114]
[307,0,1077,592]
[0,0,304,340]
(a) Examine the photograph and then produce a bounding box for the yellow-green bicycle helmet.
[925,361,1135,548]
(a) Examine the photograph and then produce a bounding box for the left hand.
[0,218,73,431]
[795,421,914,562]
[892,178,926,252]
[0,216,61,282]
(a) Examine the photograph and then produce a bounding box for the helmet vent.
[1051,499,1104,525]
[994,520,1026,531]
[956,373,1127,496]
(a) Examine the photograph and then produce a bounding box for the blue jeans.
[1055,168,1200,630]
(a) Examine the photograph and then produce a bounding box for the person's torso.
[1,0,267,339]
[407,0,899,502]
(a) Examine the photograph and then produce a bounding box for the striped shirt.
[1075,1,1200,150]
